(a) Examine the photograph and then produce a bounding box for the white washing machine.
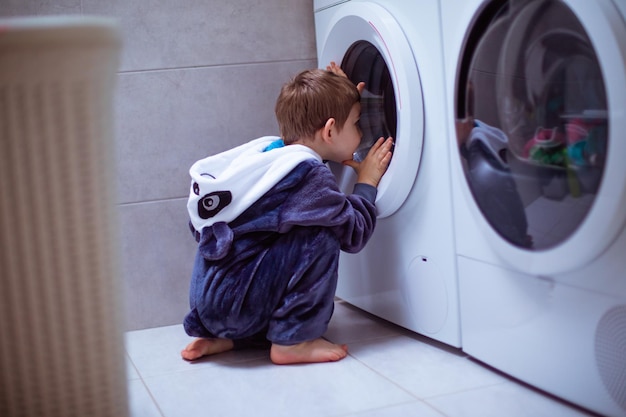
[442,0,626,415]
[314,0,460,348]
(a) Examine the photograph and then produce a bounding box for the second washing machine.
[442,0,626,415]
[315,0,460,347]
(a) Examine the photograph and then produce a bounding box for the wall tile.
[119,198,196,330]
[10,0,320,331]
[83,0,316,72]
[0,0,81,17]
[115,59,317,204]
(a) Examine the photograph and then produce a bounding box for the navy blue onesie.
[183,143,377,348]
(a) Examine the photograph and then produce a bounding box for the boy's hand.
[327,61,390,186]
[343,137,393,188]
[327,61,365,94]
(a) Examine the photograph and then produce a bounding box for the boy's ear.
[321,118,335,143]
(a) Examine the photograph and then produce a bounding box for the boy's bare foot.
[270,338,348,365]
[181,338,234,361]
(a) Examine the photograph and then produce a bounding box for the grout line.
[337,335,429,404]
[420,379,507,401]
[329,399,433,417]
[117,58,318,76]
[136,378,167,417]
[125,349,168,417]
[125,351,142,381]
[117,196,188,207]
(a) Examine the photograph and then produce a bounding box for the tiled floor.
[125,300,597,417]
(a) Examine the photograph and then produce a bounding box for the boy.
[181,63,393,365]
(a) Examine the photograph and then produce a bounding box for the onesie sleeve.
[352,183,377,204]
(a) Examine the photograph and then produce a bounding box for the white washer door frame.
[317,2,424,218]
[458,0,626,275]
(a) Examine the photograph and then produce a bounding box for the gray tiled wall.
[2,0,318,330]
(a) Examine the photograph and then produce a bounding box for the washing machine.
[314,0,460,347]
[442,0,626,415]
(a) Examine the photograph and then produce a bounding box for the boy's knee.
[183,307,214,338]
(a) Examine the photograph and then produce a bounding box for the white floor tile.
[142,355,415,417]
[425,380,597,417]
[348,401,447,417]
[125,324,267,378]
[124,302,602,417]
[127,379,163,417]
[126,354,140,380]
[324,300,405,345]
[348,335,507,398]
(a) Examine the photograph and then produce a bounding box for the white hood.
[188,136,321,231]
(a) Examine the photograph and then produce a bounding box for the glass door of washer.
[455,0,626,274]
[318,2,424,218]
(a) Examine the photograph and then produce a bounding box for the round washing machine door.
[454,0,626,275]
[317,1,424,218]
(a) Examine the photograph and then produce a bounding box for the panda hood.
[187,136,321,232]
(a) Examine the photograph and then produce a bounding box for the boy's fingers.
[382,137,394,150]
[342,159,358,169]
[370,137,389,154]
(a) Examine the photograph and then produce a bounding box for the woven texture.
[0,17,127,417]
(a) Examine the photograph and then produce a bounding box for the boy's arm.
[278,162,378,253]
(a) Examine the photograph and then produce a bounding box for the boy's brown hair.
[275,68,360,144]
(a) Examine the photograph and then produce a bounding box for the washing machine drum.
[457,0,609,251]
[341,40,397,162]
